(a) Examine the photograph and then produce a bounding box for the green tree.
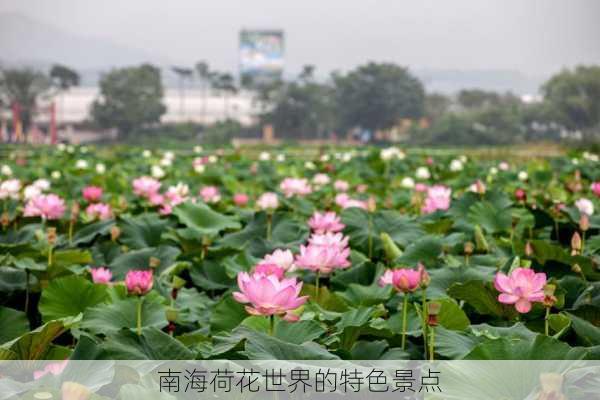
[457,89,501,109]
[265,82,335,139]
[91,64,166,136]
[425,92,452,123]
[49,64,80,90]
[542,65,600,132]
[333,62,425,133]
[195,61,211,122]
[212,73,237,119]
[0,68,51,133]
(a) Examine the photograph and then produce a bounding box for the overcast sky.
[1,0,598,77]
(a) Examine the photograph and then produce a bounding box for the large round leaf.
[39,275,109,322]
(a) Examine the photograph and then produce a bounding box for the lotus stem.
[315,271,320,303]
[401,293,409,350]
[24,269,30,314]
[429,327,435,361]
[544,307,550,336]
[269,315,274,336]
[422,288,428,358]
[368,214,373,259]
[136,296,144,336]
[68,220,74,244]
[266,213,272,241]
[47,246,53,268]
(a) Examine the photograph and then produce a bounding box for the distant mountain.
[0,13,169,72]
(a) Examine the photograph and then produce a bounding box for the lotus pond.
[0,145,599,361]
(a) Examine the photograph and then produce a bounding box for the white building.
[52,87,260,126]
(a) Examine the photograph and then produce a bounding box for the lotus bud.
[46,227,57,246]
[427,302,441,326]
[474,225,489,252]
[1,211,10,228]
[525,241,534,257]
[110,225,121,241]
[149,256,161,269]
[514,188,527,202]
[381,232,403,261]
[579,214,589,232]
[542,284,557,308]
[464,241,474,256]
[367,196,377,212]
[70,202,80,221]
[571,232,582,255]
[61,381,91,400]
[419,263,431,288]
[571,264,582,274]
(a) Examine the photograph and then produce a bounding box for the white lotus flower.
[416,167,431,180]
[401,177,415,189]
[449,159,463,172]
[575,198,594,216]
[151,165,165,179]
[518,171,528,181]
[1,165,13,176]
[75,159,88,169]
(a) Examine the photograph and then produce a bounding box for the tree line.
[1,62,599,145]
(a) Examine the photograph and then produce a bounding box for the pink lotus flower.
[257,192,279,211]
[469,180,486,194]
[165,183,189,207]
[33,360,68,380]
[515,188,527,202]
[592,182,600,198]
[90,267,112,284]
[159,204,173,215]
[334,180,350,192]
[335,193,368,210]
[494,267,546,313]
[23,194,66,220]
[414,183,429,193]
[125,269,154,295]
[233,193,249,207]
[253,263,285,279]
[356,184,368,193]
[295,242,351,275]
[312,173,330,186]
[233,272,308,320]
[308,211,345,234]
[199,186,221,203]
[82,186,103,203]
[308,232,349,249]
[85,203,112,220]
[149,193,165,206]
[379,265,428,293]
[280,178,312,198]
[262,249,296,271]
[421,185,452,214]
[132,176,161,198]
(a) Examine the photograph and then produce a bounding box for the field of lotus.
[0,144,599,361]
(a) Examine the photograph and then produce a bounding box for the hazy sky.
[1,0,599,77]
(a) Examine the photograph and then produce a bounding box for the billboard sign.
[239,29,284,85]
